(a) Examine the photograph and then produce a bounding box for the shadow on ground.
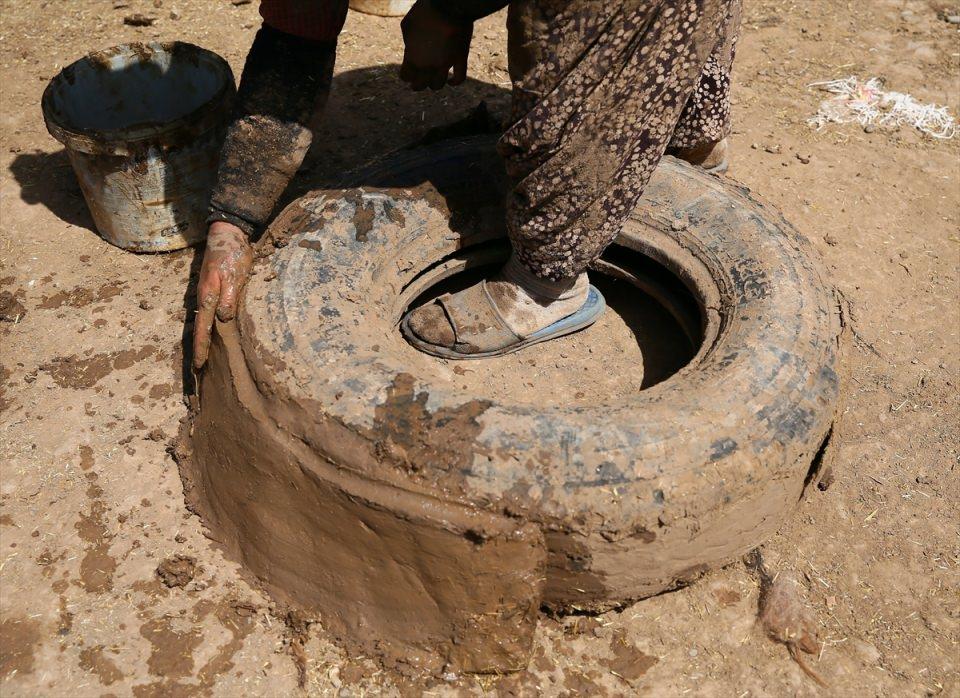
[286,63,511,199]
[8,148,97,232]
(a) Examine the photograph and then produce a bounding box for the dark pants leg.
[499,0,739,280]
[208,0,349,236]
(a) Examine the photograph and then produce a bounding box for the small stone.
[174,533,187,543]
[763,143,782,154]
[796,153,811,164]
[138,299,154,311]
[863,123,877,134]
[123,13,156,26]
[153,0,163,7]
[851,639,881,665]
[689,648,699,657]
[947,15,960,24]
[671,218,687,231]
[823,233,839,246]
[818,463,836,491]
[169,9,181,19]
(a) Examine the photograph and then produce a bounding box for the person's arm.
[399,0,508,91]
[206,26,337,236]
[194,18,342,369]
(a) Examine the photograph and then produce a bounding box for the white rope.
[807,76,957,140]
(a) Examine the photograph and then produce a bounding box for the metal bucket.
[42,42,235,252]
[349,0,414,17]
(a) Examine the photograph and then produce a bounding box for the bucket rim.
[41,41,236,156]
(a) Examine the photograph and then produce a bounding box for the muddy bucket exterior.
[42,42,235,252]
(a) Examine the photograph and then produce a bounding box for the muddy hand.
[193,221,253,369]
[399,0,473,91]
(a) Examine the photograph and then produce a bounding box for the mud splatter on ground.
[156,555,197,589]
[712,586,743,606]
[75,473,117,593]
[0,617,41,679]
[41,346,157,389]
[131,599,258,696]
[37,281,125,310]
[79,644,124,685]
[139,614,204,679]
[194,601,258,686]
[78,444,94,470]
[604,629,658,684]
[0,289,27,322]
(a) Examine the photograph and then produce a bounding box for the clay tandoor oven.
[179,137,842,674]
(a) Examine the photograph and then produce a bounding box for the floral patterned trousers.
[499,0,742,279]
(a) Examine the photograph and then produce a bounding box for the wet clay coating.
[178,137,843,675]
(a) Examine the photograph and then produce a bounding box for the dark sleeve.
[259,0,349,41]
[207,25,338,236]
[428,0,510,23]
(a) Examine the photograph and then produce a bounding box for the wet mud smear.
[41,345,158,389]
[75,472,117,594]
[79,645,124,685]
[0,617,41,679]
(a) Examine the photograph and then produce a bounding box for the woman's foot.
[669,138,729,174]
[403,258,603,359]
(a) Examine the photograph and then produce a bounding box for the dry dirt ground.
[1,0,959,696]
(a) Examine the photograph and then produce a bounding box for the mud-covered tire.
[182,136,841,673]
